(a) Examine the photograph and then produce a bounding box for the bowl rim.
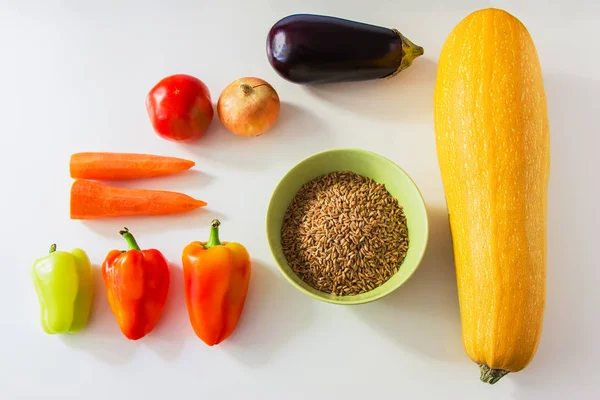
[266,147,430,305]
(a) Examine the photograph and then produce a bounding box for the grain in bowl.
[281,171,409,296]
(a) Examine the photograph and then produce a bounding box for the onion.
[217,77,280,137]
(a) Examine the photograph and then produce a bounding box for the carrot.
[69,152,195,180]
[70,179,207,219]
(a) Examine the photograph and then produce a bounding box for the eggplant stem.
[385,29,424,79]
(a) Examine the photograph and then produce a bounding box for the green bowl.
[266,148,429,305]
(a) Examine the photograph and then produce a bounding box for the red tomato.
[146,74,214,142]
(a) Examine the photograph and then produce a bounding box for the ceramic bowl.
[266,148,429,305]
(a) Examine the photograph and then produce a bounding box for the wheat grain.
[281,171,409,296]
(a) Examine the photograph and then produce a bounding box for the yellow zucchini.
[433,8,549,384]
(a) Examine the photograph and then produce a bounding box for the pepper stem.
[204,219,222,248]
[479,364,509,384]
[119,227,141,251]
[49,244,57,254]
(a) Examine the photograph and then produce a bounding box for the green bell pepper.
[31,244,94,334]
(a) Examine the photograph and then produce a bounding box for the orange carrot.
[70,152,195,180]
[70,179,207,219]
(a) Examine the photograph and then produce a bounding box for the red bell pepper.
[182,220,251,346]
[102,228,170,340]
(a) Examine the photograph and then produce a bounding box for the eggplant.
[266,14,424,84]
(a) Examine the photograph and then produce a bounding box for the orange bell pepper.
[102,228,170,340]
[182,220,251,346]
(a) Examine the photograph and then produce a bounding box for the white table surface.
[1,0,599,399]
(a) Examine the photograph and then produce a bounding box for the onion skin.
[217,77,280,137]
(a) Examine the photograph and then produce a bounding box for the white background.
[1,0,598,399]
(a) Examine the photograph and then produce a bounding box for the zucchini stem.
[479,364,509,384]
